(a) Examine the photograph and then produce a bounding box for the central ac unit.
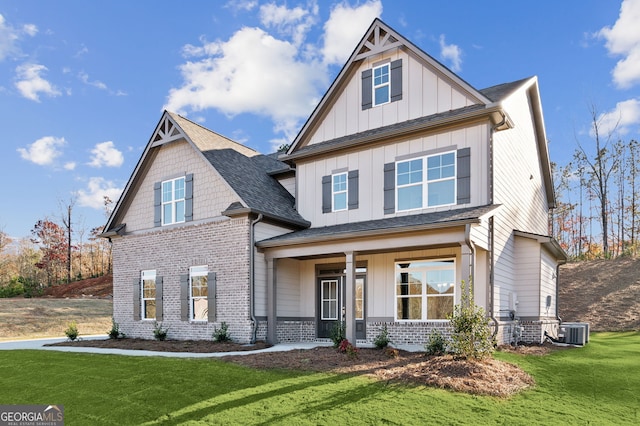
[560,323,588,345]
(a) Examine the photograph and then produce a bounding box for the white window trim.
[332,172,348,212]
[372,62,390,107]
[141,270,156,321]
[396,150,457,212]
[394,258,456,322]
[161,176,186,226]
[189,265,208,322]
[321,279,339,320]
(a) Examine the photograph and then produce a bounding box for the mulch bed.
[48,338,548,397]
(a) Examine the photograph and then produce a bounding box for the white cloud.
[79,71,107,90]
[165,26,327,140]
[0,14,37,61]
[598,0,640,89]
[88,141,124,168]
[259,2,318,46]
[225,0,258,13]
[76,177,123,210]
[322,0,382,66]
[592,98,640,137]
[439,34,462,72]
[17,136,66,166]
[14,63,61,102]
[64,162,76,171]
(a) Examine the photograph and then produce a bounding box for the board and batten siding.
[297,123,490,227]
[540,248,557,317]
[306,49,479,146]
[491,86,553,315]
[121,140,240,232]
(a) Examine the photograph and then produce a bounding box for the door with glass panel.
[317,276,366,339]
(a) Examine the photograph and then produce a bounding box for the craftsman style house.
[102,19,566,346]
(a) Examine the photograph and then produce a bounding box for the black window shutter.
[384,163,396,214]
[185,173,193,222]
[133,277,141,321]
[322,175,332,213]
[457,148,471,204]
[180,274,189,321]
[155,276,163,321]
[348,170,359,210]
[361,69,373,110]
[207,272,217,322]
[153,182,162,227]
[390,59,403,102]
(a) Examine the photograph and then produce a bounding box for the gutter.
[249,213,264,343]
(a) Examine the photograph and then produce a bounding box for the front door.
[317,276,366,340]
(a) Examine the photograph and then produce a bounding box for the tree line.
[0,197,113,297]
[551,105,638,260]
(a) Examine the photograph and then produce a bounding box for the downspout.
[249,213,264,344]
[488,112,506,337]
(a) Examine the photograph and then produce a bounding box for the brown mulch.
[49,338,541,397]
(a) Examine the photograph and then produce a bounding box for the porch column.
[266,257,277,345]
[344,251,356,344]
[460,244,474,304]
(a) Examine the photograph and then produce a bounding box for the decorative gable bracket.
[354,25,402,61]
[151,114,186,147]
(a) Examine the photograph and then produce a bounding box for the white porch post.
[344,251,356,344]
[266,257,277,345]
[461,244,474,304]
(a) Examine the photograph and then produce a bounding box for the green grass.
[0,332,638,425]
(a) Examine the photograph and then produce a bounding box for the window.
[396,151,456,211]
[162,177,185,225]
[373,63,390,106]
[141,270,156,320]
[190,265,208,321]
[332,173,347,211]
[395,259,455,321]
[321,279,339,320]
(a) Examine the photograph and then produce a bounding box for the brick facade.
[112,218,256,343]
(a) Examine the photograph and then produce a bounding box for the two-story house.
[102,19,566,346]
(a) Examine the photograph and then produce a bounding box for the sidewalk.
[0,336,424,357]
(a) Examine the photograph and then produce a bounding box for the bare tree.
[59,197,76,284]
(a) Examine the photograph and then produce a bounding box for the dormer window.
[373,63,390,106]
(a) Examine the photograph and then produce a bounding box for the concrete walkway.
[0,336,424,357]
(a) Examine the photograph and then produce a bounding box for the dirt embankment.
[42,274,112,298]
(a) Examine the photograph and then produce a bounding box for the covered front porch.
[256,206,497,346]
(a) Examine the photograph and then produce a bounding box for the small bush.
[385,347,400,359]
[425,329,447,355]
[65,321,79,341]
[448,279,494,360]
[373,324,391,349]
[329,321,346,348]
[153,322,168,341]
[108,319,124,339]
[212,322,232,342]
[337,339,359,359]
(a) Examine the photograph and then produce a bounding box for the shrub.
[448,279,494,360]
[373,324,391,349]
[329,321,346,348]
[65,321,79,341]
[212,322,232,342]
[337,339,359,359]
[425,329,447,355]
[108,319,124,339]
[153,322,168,341]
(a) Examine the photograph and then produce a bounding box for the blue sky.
[1,0,638,239]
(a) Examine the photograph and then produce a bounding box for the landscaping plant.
[329,320,346,348]
[65,321,79,341]
[153,322,168,341]
[373,324,391,349]
[212,322,231,342]
[448,279,494,360]
[425,329,447,355]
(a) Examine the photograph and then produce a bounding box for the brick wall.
[112,218,256,343]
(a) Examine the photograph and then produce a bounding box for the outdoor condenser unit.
[560,323,589,345]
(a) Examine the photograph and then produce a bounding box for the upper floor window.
[373,63,390,106]
[395,259,455,321]
[141,270,156,320]
[396,151,456,211]
[332,173,348,211]
[162,177,185,225]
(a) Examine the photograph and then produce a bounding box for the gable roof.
[104,111,309,234]
[287,18,493,155]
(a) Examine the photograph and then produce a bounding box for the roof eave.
[222,206,311,229]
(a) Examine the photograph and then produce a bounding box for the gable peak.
[355,22,402,60]
[151,113,185,146]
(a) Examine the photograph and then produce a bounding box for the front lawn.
[0,332,638,425]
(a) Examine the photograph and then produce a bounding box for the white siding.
[305,49,478,147]
[513,236,541,317]
[297,123,490,226]
[540,248,557,317]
